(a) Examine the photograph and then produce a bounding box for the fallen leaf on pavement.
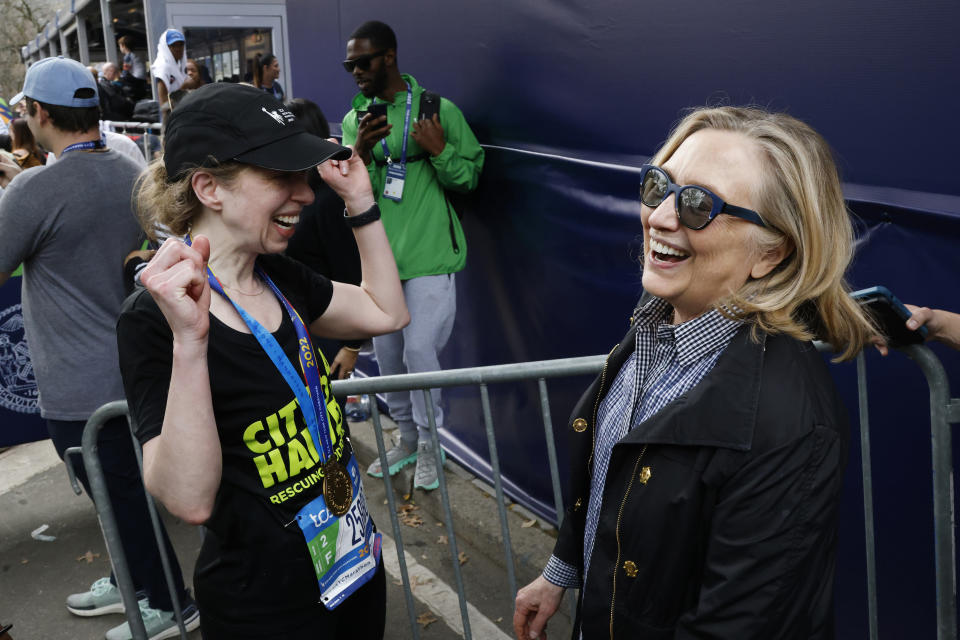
[458,551,468,565]
[522,518,537,528]
[402,514,423,527]
[417,612,438,628]
[437,535,448,545]
[398,503,423,527]
[76,551,100,564]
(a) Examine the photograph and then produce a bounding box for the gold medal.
[323,459,353,517]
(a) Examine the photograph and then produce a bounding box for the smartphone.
[419,92,440,121]
[851,285,928,346]
[367,103,388,123]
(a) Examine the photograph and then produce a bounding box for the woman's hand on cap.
[140,236,212,347]
[317,143,375,214]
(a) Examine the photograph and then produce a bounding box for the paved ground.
[0,417,575,640]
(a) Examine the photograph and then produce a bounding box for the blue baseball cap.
[165,29,185,45]
[10,56,99,108]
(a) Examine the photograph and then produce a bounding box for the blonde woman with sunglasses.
[515,106,876,640]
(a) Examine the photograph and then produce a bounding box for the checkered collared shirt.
[543,297,743,589]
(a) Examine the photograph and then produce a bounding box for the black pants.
[198,560,387,640]
[47,416,189,611]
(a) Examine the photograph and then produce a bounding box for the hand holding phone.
[367,103,388,123]
[353,103,391,163]
[852,285,928,347]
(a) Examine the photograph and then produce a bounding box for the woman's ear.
[191,170,222,211]
[750,237,795,279]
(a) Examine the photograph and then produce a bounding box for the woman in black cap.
[117,82,407,638]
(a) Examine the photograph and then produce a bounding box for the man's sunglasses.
[638,164,768,230]
[342,50,388,73]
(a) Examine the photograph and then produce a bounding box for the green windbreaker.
[341,74,484,280]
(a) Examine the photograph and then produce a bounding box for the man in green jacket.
[341,20,484,490]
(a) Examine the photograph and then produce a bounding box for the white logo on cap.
[261,106,295,126]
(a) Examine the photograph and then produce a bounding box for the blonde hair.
[650,106,876,360]
[134,158,245,242]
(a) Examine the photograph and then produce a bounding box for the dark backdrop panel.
[289,0,959,195]
[284,1,960,637]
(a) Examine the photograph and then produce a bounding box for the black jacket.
[98,79,134,121]
[554,311,849,639]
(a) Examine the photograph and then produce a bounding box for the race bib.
[383,163,406,201]
[296,456,382,610]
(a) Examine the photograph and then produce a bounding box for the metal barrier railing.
[66,347,956,639]
[900,344,959,640]
[64,401,191,640]
[335,355,605,639]
[101,120,162,159]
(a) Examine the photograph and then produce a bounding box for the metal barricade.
[900,345,959,640]
[64,401,191,640]
[334,355,604,639]
[101,120,162,160]
[69,347,956,639]
[339,347,959,640]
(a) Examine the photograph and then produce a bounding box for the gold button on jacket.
[572,417,588,432]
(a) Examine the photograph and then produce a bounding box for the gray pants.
[373,273,457,443]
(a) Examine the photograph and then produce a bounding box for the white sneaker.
[366,440,418,478]
[413,440,446,491]
[66,577,125,617]
[104,599,200,640]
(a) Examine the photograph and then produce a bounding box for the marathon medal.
[323,458,352,516]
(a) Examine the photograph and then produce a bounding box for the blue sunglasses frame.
[638,164,768,230]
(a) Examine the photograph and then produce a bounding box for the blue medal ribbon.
[183,236,335,462]
[61,135,107,154]
[375,80,413,168]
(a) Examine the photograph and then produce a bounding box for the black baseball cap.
[163,83,352,181]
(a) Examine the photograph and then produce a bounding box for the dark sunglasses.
[342,50,388,73]
[639,164,768,230]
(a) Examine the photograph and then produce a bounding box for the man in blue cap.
[0,56,199,640]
